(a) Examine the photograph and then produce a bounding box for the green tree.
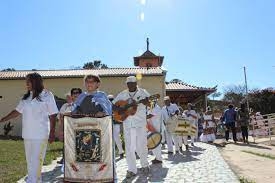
[211,91,222,100]
[83,60,108,69]
[1,68,15,71]
[170,78,183,83]
[222,84,246,107]
[248,89,275,114]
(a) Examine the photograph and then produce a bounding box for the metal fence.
[250,113,275,144]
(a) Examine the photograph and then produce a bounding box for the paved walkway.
[18,142,239,183]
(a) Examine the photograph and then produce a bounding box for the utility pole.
[243,66,250,112]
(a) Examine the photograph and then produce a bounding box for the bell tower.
[134,38,164,67]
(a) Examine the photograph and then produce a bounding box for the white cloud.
[140,0,146,5]
[140,12,145,21]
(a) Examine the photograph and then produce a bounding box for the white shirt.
[162,103,179,123]
[184,109,197,125]
[16,89,59,139]
[113,88,150,128]
[148,104,163,131]
[58,102,73,120]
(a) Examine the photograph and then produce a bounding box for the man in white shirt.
[184,103,198,146]
[147,100,163,164]
[162,96,180,154]
[112,76,150,179]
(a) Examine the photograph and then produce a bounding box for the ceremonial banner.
[174,118,197,136]
[64,116,114,182]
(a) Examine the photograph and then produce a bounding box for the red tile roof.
[0,67,165,80]
[165,82,216,92]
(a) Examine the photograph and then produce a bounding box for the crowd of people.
[0,72,257,182]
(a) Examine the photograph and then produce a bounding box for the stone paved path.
[18,142,239,183]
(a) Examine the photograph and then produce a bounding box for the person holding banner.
[184,103,198,146]
[0,73,58,183]
[72,74,112,116]
[112,76,150,179]
[162,96,180,154]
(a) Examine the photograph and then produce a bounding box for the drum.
[166,115,179,133]
[147,132,162,150]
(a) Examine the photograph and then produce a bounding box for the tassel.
[98,163,107,172]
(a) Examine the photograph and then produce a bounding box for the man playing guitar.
[112,76,150,179]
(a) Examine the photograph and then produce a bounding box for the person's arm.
[49,114,57,143]
[46,91,59,143]
[0,110,21,123]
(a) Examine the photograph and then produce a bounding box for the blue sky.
[0,0,274,94]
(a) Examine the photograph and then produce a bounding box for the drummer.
[147,99,163,164]
[162,96,180,154]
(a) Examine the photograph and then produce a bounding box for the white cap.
[126,76,137,83]
[256,112,261,115]
[164,96,170,101]
[64,92,71,97]
[107,94,114,99]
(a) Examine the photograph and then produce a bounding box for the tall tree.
[222,84,246,107]
[1,68,15,71]
[83,60,108,69]
[170,78,183,83]
[211,91,222,100]
[248,89,275,114]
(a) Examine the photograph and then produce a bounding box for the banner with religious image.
[64,116,113,182]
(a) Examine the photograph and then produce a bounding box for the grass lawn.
[0,139,63,183]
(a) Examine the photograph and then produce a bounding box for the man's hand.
[95,112,106,118]
[146,114,154,119]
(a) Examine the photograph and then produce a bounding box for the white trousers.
[24,139,48,183]
[166,131,179,152]
[178,136,188,147]
[123,126,149,174]
[113,124,124,154]
[149,120,162,161]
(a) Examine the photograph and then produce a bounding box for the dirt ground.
[216,137,275,183]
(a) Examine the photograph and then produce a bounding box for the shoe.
[168,151,173,155]
[119,153,124,159]
[141,166,150,174]
[126,171,136,178]
[185,145,189,151]
[191,143,194,146]
[179,147,183,154]
[246,140,249,144]
[135,152,140,159]
[151,158,162,164]
[57,157,63,164]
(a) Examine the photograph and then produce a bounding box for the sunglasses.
[72,91,80,95]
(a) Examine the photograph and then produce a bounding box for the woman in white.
[200,106,216,143]
[0,73,58,183]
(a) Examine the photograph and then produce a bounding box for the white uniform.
[184,109,197,143]
[200,114,216,142]
[113,88,149,174]
[147,104,163,161]
[162,103,180,153]
[16,89,58,183]
[113,123,124,155]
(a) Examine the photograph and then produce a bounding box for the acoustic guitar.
[113,94,160,122]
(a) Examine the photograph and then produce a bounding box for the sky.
[0,0,275,95]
